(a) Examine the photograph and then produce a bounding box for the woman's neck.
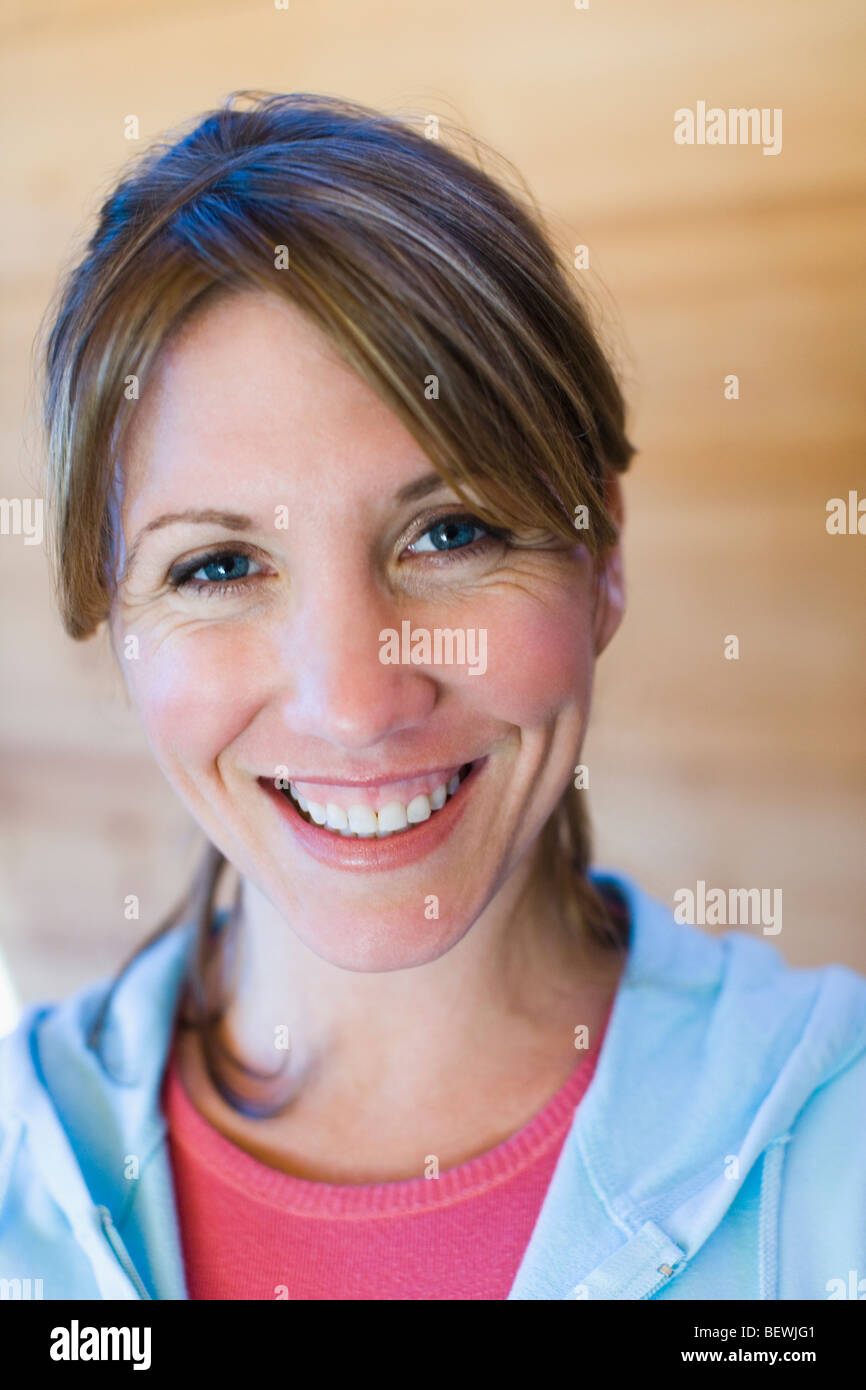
[170,863,624,1181]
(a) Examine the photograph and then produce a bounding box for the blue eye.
[169,549,264,593]
[410,516,494,554]
[193,553,252,583]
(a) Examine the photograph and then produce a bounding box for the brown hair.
[40,91,637,1114]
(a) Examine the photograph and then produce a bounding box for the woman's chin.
[266,897,479,973]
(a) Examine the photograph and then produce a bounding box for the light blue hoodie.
[1,870,865,1301]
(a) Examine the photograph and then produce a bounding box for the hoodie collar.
[509,870,866,1298]
[2,919,198,1298]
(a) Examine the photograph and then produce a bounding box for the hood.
[1,870,865,1300]
[510,872,866,1298]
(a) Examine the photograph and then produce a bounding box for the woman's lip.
[258,763,470,788]
[289,764,465,811]
[259,759,484,872]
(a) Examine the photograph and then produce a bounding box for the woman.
[1,91,864,1303]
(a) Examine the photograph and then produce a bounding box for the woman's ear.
[593,471,626,656]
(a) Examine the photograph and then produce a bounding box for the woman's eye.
[193,553,257,583]
[408,516,498,555]
[169,549,265,593]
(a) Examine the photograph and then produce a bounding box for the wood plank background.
[0,0,863,1020]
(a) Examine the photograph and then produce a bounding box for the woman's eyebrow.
[124,480,451,575]
[394,472,450,504]
[125,509,252,574]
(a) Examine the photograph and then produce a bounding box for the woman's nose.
[277,581,439,749]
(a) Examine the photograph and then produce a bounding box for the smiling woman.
[2,90,865,1305]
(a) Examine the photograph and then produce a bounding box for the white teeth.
[377,800,409,835]
[325,803,349,831]
[406,793,432,824]
[285,768,470,838]
[348,805,378,837]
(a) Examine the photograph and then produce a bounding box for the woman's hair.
[39,90,637,1115]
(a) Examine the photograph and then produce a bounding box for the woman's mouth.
[257,760,483,870]
[280,763,473,839]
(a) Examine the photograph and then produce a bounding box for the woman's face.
[111,290,624,971]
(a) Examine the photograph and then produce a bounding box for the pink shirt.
[162,1013,608,1301]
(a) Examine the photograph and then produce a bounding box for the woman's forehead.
[136,291,356,420]
[116,308,445,536]
[120,293,427,498]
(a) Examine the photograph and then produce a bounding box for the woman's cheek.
[462,596,595,724]
[127,624,268,771]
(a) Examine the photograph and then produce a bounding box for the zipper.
[96,1205,153,1300]
[757,1137,790,1299]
